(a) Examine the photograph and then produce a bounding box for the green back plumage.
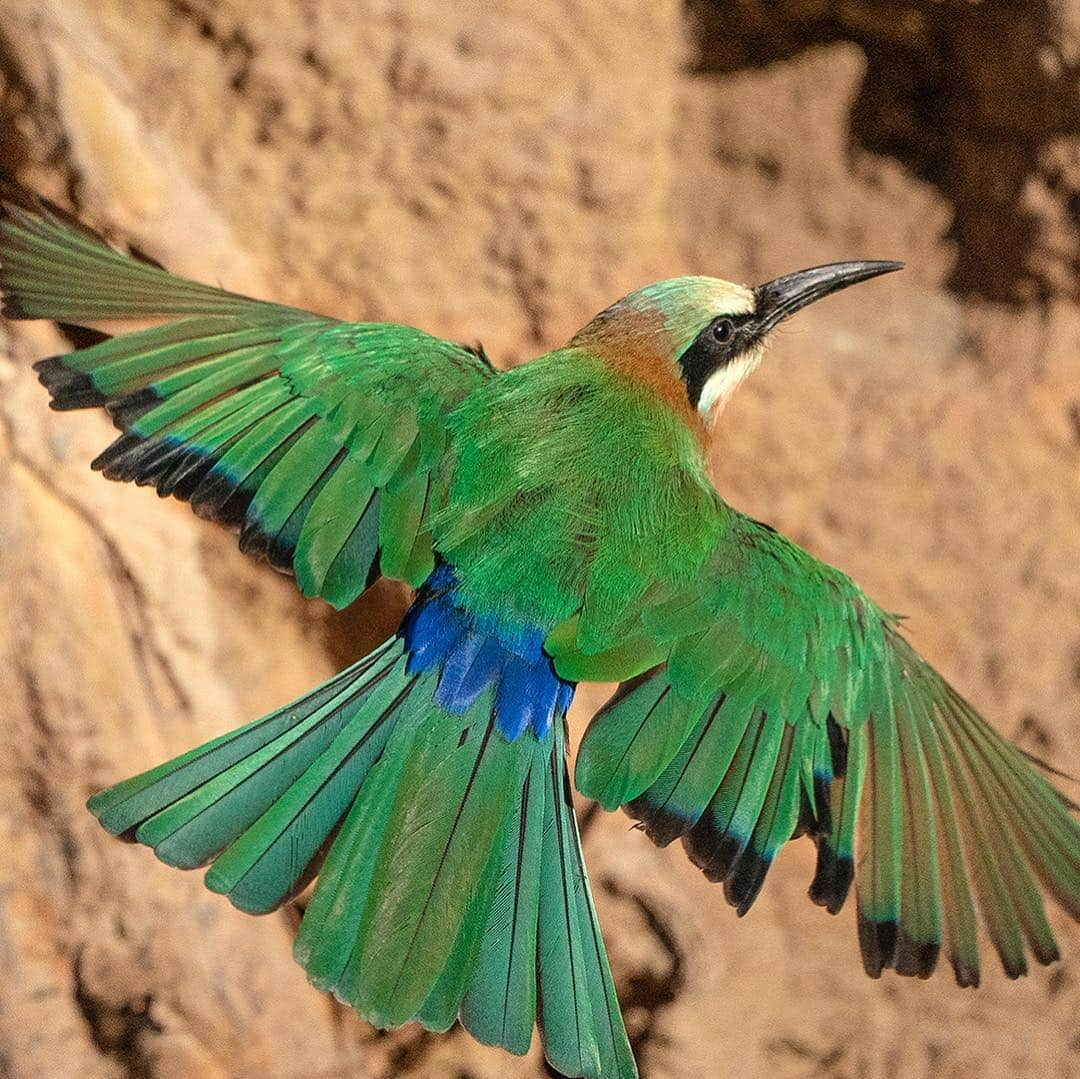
[434,349,719,637]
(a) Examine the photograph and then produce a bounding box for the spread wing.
[0,189,492,607]
[552,505,1080,987]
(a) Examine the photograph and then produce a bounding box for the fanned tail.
[88,636,414,913]
[89,567,636,1078]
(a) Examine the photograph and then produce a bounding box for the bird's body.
[2,187,1077,1079]
[439,335,714,635]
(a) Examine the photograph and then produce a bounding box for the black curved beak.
[753,260,903,335]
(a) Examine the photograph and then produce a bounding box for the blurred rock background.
[0,1,1078,1076]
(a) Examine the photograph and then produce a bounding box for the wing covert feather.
[561,506,1080,985]
[0,188,492,606]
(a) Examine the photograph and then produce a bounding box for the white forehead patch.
[697,347,764,417]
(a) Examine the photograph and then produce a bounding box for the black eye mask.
[678,313,758,408]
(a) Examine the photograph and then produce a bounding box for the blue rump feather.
[399,563,573,740]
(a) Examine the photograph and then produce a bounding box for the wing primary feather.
[809,722,866,915]
[684,707,784,884]
[927,702,1029,978]
[913,694,981,987]
[939,698,1060,967]
[892,690,942,978]
[724,721,802,915]
[857,706,903,978]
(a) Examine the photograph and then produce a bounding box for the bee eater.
[2,186,1077,1079]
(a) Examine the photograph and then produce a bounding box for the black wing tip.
[191,471,258,531]
[157,449,216,501]
[33,356,108,409]
[857,914,898,978]
[91,433,143,474]
[894,929,940,980]
[239,514,301,578]
[239,516,299,574]
[92,434,202,493]
[238,517,271,559]
[808,844,854,915]
[1001,955,1029,981]
[860,919,947,982]
[724,848,773,916]
[56,322,111,349]
[683,825,743,885]
[951,957,981,989]
[808,777,833,838]
[105,387,162,428]
[623,798,691,848]
[1032,940,1061,967]
[826,714,848,778]
[1,291,35,320]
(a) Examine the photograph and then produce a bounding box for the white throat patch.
[696,346,764,417]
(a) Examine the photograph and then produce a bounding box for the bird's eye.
[711,318,735,344]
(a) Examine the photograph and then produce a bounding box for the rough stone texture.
[686,0,1080,306]
[0,2,1078,1077]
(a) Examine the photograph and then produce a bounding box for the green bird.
[2,186,1078,1079]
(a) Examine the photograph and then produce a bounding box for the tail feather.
[343,699,527,1027]
[291,689,429,992]
[460,744,547,1054]
[204,666,417,913]
[87,644,394,839]
[89,573,636,1078]
[89,640,405,878]
[537,732,601,1079]
[555,741,639,1079]
[415,837,504,1033]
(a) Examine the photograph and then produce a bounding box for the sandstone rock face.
[0,2,1078,1076]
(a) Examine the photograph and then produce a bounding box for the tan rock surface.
[0,2,1078,1077]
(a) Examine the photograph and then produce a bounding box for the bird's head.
[571,261,902,426]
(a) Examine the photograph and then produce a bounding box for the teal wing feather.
[0,187,492,606]
[557,505,1080,987]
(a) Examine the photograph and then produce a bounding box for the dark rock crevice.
[72,951,162,1079]
[603,877,686,1072]
[686,0,1080,304]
